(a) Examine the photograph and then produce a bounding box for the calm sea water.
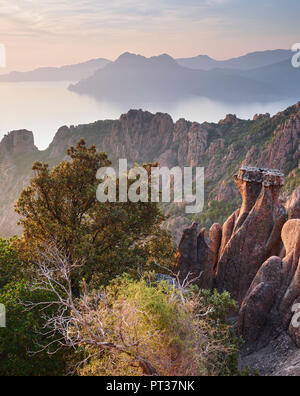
[0,81,298,150]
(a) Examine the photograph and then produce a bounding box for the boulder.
[238,256,283,347]
[239,219,300,349]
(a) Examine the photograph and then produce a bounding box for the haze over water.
[0,81,298,150]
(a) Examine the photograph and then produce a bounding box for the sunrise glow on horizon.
[0,0,299,72]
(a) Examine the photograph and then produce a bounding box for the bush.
[0,238,22,289]
[0,282,67,376]
[78,274,240,376]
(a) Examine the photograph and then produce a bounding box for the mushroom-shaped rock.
[216,167,286,304]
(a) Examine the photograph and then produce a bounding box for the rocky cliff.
[0,102,299,237]
[176,166,300,375]
[0,131,40,236]
[239,218,300,348]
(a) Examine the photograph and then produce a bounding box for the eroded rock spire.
[176,166,286,304]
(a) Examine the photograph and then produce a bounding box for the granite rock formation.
[253,113,270,121]
[216,167,286,304]
[176,166,287,305]
[286,186,300,220]
[0,130,38,236]
[239,219,300,351]
[243,106,300,171]
[176,222,222,289]
[0,130,37,158]
[176,165,300,365]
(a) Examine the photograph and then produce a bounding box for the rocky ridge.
[0,102,299,237]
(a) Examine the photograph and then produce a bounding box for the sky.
[0,0,299,71]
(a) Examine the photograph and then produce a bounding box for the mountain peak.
[150,53,177,65]
[0,130,37,158]
[177,49,292,71]
[115,52,176,67]
[116,52,145,63]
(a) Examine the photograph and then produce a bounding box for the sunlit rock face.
[239,219,300,350]
[216,167,286,304]
[176,166,300,355]
[176,166,286,305]
[176,221,222,290]
[286,186,300,220]
[0,130,37,157]
[0,130,38,236]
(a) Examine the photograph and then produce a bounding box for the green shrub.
[79,275,240,376]
[0,238,22,289]
[0,282,67,376]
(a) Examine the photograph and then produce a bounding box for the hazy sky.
[0,0,299,71]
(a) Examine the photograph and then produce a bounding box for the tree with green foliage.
[0,281,67,376]
[0,238,23,289]
[15,140,175,289]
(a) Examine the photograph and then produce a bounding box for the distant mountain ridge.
[176,49,292,70]
[0,49,293,83]
[245,59,300,97]
[69,52,283,102]
[0,58,111,82]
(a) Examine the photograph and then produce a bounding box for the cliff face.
[0,130,37,158]
[0,102,299,237]
[239,218,300,350]
[216,167,286,304]
[0,130,39,236]
[41,102,300,197]
[176,167,287,302]
[286,187,300,219]
[176,166,300,373]
[243,105,300,170]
